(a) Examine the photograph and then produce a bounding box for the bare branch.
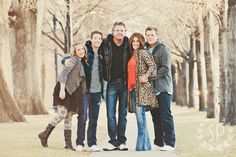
[58,20,67,39]
[171,51,184,58]
[171,39,189,61]
[45,19,64,46]
[47,9,54,16]
[73,24,83,36]
[209,6,223,29]
[47,9,67,38]
[73,0,103,30]
[176,16,192,29]
[42,31,65,52]
[180,38,189,54]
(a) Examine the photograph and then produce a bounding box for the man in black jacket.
[101,21,130,151]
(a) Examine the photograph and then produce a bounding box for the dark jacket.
[145,40,173,94]
[83,40,104,94]
[100,34,130,83]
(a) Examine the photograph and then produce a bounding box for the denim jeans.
[150,92,175,147]
[76,92,101,147]
[131,90,151,151]
[106,81,128,146]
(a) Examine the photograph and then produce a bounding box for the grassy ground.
[0,104,235,157]
[174,106,236,157]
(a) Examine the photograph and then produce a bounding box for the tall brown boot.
[38,124,55,147]
[64,130,75,151]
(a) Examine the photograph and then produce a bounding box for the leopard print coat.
[134,49,158,109]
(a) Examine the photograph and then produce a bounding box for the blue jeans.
[131,90,151,151]
[150,92,175,147]
[76,92,101,147]
[106,81,128,146]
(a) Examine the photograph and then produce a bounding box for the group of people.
[38,21,176,152]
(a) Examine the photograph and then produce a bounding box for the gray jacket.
[59,56,85,95]
[145,40,173,95]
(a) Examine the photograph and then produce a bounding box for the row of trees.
[166,0,236,124]
[0,0,235,125]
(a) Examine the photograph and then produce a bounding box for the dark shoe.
[64,130,76,151]
[38,124,55,147]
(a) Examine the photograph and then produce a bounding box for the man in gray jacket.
[145,27,175,151]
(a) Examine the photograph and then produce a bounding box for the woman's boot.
[38,124,55,147]
[64,130,75,151]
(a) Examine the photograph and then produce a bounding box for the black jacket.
[100,34,130,83]
[83,40,104,94]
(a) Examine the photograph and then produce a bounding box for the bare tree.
[214,0,228,122]
[222,0,236,125]
[176,60,188,106]
[203,10,216,118]
[195,37,206,111]
[171,35,197,107]
[0,0,25,122]
[165,0,204,108]
[8,0,47,115]
[42,0,104,54]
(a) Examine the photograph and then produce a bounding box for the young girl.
[38,44,87,151]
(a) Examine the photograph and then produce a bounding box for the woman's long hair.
[128,32,145,55]
[71,43,88,63]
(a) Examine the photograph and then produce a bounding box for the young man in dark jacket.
[101,21,130,151]
[75,31,104,152]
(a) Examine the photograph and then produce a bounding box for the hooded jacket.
[145,40,173,94]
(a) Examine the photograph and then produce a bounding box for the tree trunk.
[195,39,206,111]
[203,11,215,118]
[176,61,188,106]
[8,0,47,115]
[182,61,188,106]
[53,15,59,83]
[188,36,195,108]
[225,0,236,125]
[39,0,46,101]
[219,0,228,122]
[65,0,73,53]
[171,64,177,102]
[176,62,183,106]
[0,0,26,122]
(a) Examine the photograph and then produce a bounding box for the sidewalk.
[88,104,177,157]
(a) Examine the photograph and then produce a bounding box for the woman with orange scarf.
[127,32,158,151]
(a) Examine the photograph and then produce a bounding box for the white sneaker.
[89,145,101,152]
[160,145,175,151]
[155,145,164,151]
[119,143,128,151]
[75,145,84,152]
[103,143,119,151]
